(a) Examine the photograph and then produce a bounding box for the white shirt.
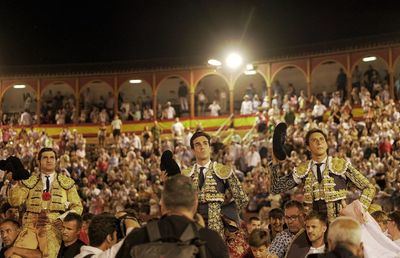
[240,100,253,115]
[307,244,326,255]
[245,151,261,167]
[171,122,185,136]
[111,119,122,130]
[196,160,212,178]
[41,172,56,191]
[312,104,327,117]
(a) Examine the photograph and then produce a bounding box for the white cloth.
[342,200,400,258]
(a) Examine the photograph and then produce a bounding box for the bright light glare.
[362,56,377,62]
[244,70,257,75]
[129,79,142,84]
[226,53,243,69]
[246,64,254,70]
[208,59,222,66]
[13,84,26,89]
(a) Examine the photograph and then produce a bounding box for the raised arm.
[269,162,297,194]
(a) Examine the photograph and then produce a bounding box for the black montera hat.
[273,122,289,161]
[0,156,30,180]
[160,150,181,177]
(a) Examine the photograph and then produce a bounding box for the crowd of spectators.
[0,63,400,256]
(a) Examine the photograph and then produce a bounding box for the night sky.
[0,0,399,66]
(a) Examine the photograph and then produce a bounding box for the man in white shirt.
[208,100,221,117]
[240,95,253,115]
[111,115,122,144]
[245,144,261,172]
[75,213,138,258]
[311,100,327,122]
[305,211,327,255]
[163,102,176,119]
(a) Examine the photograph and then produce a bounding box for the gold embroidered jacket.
[271,157,375,210]
[182,162,248,235]
[8,173,83,215]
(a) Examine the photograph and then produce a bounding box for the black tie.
[45,176,50,192]
[198,167,205,190]
[316,163,323,183]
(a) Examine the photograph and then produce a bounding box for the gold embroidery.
[214,163,232,179]
[22,175,40,189]
[329,157,348,175]
[294,161,311,178]
[181,167,192,177]
[57,174,75,190]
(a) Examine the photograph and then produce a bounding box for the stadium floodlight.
[362,56,377,62]
[208,59,222,66]
[226,53,243,69]
[13,84,26,89]
[129,79,142,84]
[244,70,257,75]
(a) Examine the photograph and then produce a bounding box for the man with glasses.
[271,128,375,222]
[266,200,305,258]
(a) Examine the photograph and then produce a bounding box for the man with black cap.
[270,127,375,222]
[181,131,248,237]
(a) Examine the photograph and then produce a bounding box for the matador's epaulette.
[181,167,193,177]
[21,175,40,189]
[293,161,311,179]
[57,174,75,190]
[328,157,348,176]
[213,163,232,179]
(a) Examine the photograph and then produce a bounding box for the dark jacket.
[116,215,229,258]
[307,244,360,258]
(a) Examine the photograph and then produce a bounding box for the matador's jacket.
[182,161,248,237]
[270,157,375,222]
[8,173,83,258]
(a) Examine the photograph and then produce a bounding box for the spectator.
[308,217,363,258]
[162,102,176,120]
[246,216,261,234]
[75,212,135,258]
[208,100,221,117]
[178,81,189,112]
[388,211,400,246]
[268,208,284,241]
[116,174,230,258]
[304,211,328,256]
[267,200,305,258]
[57,213,85,258]
[0,219,41,258]
[241,95,253,115]
[248,229,270,258]
[111,114,122,144]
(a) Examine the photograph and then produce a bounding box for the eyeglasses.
[284,215,299,221]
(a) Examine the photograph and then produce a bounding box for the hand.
[37,211,49,228]
[160,171,168,183]
[53,218,63,231]
[4,246,14,258]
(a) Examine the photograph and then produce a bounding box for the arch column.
[36,79,41,125]
[190,89,195,118]
[152,73,157,120]
[229,89,234,114]
[346,54,352,100]
[307,59,311,97]
[76,78,80,119]
[114,76,118,116]
[389,48,395,98]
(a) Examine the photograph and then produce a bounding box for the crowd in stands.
[0,63,400,256]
